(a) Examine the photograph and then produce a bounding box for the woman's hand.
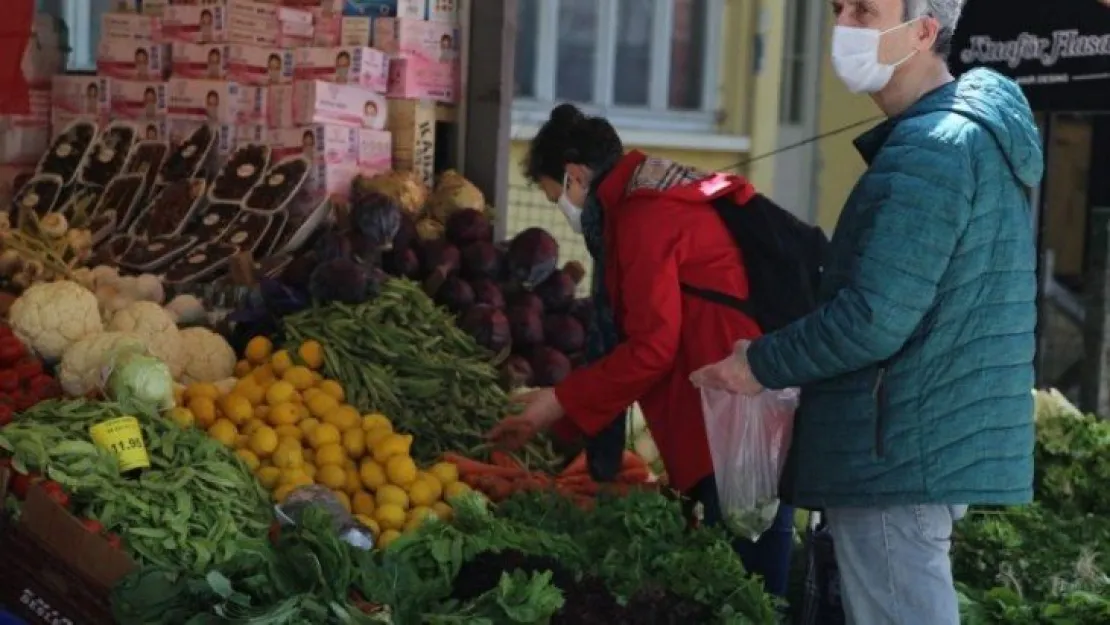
[487,388,565,450]
[689,340,764,395]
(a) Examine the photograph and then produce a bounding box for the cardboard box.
[110,79,169,120]
[167,78,267,124]
[269,124,358,164]
[373,17,459,62]
[163,4,227,43]
[357,127,391,173]
[51,75,110,117]
[387,56,456,102]
[312,6,343,45]
[0,471,136,625]
[294,46,388,91]
[227,0,314,47]
[116,0,169,15]
[167,119,238,161]
[228,45,295,85]
[293,79,388,129]
[100,12,162,42]
[171,42,230,79]
[50,110,105,140]
[96,40,169,80]
[339,16,372,46]
[386,98,434,187]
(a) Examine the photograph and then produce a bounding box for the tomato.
[0,370,18,393]
[12,391,34,412]
[80,518,104,534]
[39,479,69,508]
[0,336,25,367]
[9,471,35,498]
[105,533,122,549]
[0,325,12,338]
[14,358,42,381]
[0,404,13,427]
[27,374,59,400]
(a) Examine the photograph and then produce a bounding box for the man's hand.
[689,340,764,395]
[486,388,565,450]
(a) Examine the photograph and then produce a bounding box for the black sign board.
[949,0,1110,111]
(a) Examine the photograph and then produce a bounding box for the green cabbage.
[107,347,175,414]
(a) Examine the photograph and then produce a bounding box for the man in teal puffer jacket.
[691,1,1043,623]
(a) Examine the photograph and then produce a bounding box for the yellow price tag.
[89,416,151,472]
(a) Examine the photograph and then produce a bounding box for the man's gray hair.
[903,0,965,56]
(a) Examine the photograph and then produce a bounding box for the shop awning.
[949,0,1110,112]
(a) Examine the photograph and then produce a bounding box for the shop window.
[513,0,721,133]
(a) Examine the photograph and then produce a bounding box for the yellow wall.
[812,20,882,231]
[504,0,786,286]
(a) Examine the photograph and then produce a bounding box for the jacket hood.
[860,68,1044,188]
[596,150,756,211]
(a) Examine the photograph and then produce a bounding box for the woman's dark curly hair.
[522,103,623,183]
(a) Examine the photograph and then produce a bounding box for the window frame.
[61,0,96,71]
[512,0,724,134]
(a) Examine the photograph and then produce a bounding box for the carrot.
[442,453,526,479]
[562,480,600,497]
[490,450,522,470]
[618,467,651,484]
[560,452,588,477]
[555,474,594,489]
[621,450,648,472]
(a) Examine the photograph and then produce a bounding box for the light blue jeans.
[825,505,967,625]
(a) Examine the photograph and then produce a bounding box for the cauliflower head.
[58,331,147,397]
[106,301,185,378]
[9,280,103,360]
[178,327,236,383]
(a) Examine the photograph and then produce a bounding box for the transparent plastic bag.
[700,387,799,540]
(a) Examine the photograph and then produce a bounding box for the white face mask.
[831,19,920,94]
[557,173,584,234]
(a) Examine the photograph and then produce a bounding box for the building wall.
[505,0,786,288]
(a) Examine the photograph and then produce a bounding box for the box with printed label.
[387,56,456,102]
[294,46,388,91]
[372,18,459,62]
[313,9,342,46]
[162,4,226,43]
[293,80,388,129]
[51,75,111,118]
[171,42,229,79]
[236,123,268,146]
[269,124,358,166]
[96,40,168,81]
[423,0,458,23]
[227,0,314,47]
[117,0,168,15]
[110,80,168,120]
[134,118,171,142]
[385,97,434,188]
[167,78,259,123]
[228,45,295,85]
[266,84,296,128]
[341,0,402,17]
[339,16,372,46]
[356,128,391,173]
[100,12,162,42]
[50,110,105,139]
[168,119,238,160]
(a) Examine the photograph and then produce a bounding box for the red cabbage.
[507,291,544,314]
[419,240,460,278]
[501,355,533,388]
[543,314,585,354]
[534,270,576,313]
[507,304,544,348]
[506,227,559,289]
[459,304,510,353]
[445,208,492,247]
[529,347,572,386]
[382,247,420,279]
[470,279,506,309]
[435,276,475,313]
[461,241,502,280]
[569,298,594,329]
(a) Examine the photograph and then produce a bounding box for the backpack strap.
[679,282,756,318]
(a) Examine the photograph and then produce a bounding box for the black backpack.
[681,193,828,332]
[584,193,827,485]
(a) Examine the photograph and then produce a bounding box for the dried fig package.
[257,210,288,257]
[78,123,138,187]
[219,210,273,254]
[88,209,118,246]
[210,143,270,202]
[160,124,215,185]
[119,234,200,273]
[93,232,136,265]
[91,173,146,227]
[189,201,242,240]
[37,120,97,184]
[123,140,169,194]
[163,241,238,285]
[244,155,309,213]
[12,174,65,223]
[131,178,206,239]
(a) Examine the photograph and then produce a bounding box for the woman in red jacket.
[487,104,794,597]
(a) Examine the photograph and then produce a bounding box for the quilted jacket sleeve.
[747,125,976,389]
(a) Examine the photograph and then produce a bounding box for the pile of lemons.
[167,336,471,549]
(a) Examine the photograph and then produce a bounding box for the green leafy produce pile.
[0,399,272,574]
[110,491,780,624]
[954,390,1110,623]
[282,278,561,471]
